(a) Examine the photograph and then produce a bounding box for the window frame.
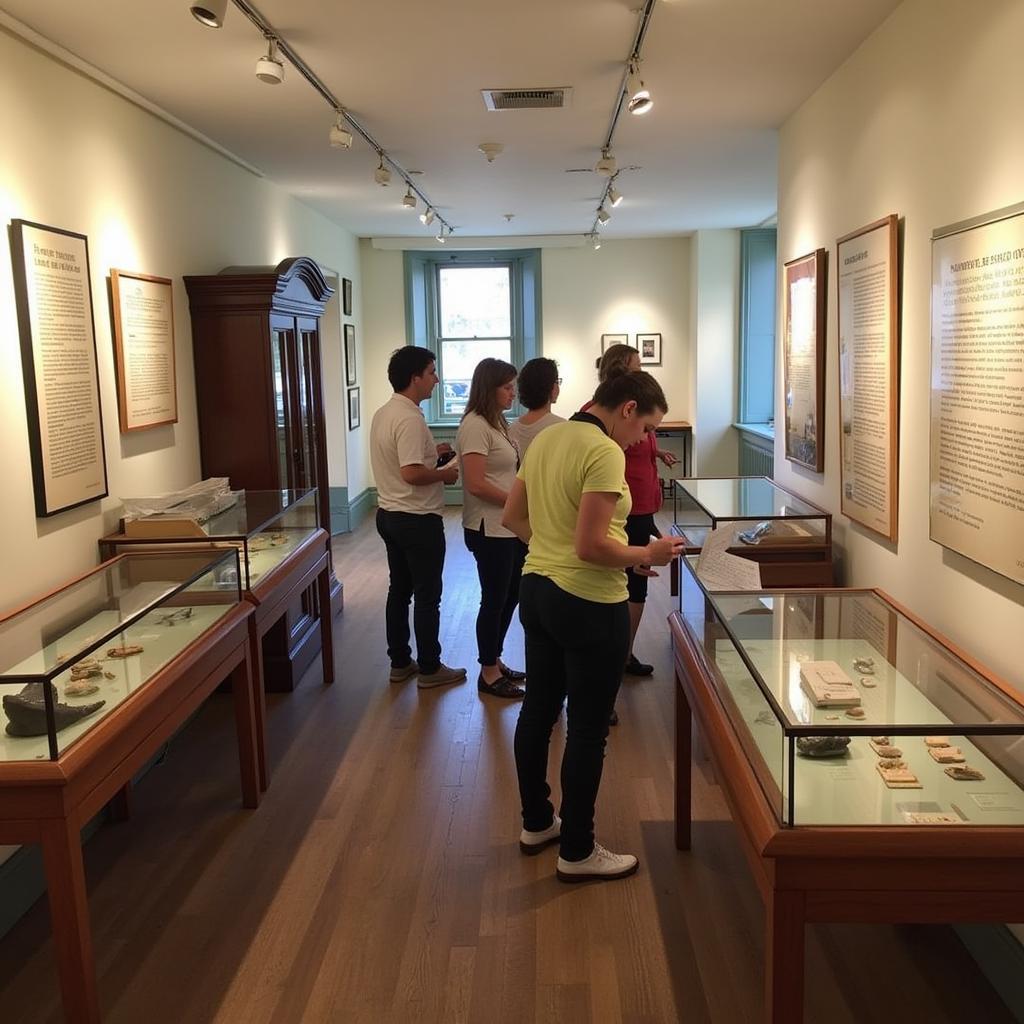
[404,249,542,425]
[738,227,778,427]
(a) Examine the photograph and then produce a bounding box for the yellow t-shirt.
[519,418,631,604]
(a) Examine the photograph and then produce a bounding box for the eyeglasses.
[556,378,563,385]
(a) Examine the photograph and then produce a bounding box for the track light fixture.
[595,148,617,177]
[627,60,653,116]
[255,37,284,84]
[436,225,446,244]
[420,207,435,227]
[590,233,602,251]
[374,155,391,187]
[189,0,227,28]
[597,206,611,225]
[402,187,416,210]
[329,111,353,149]
[608,185,623,208]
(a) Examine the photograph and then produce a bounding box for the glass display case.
[672,476,832,589]
[0,549,242,762]
[100,488,320,592]
[678,554,1024,828]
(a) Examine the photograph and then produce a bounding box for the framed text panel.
[930,201,1024,584]
[836,215,900,541]
[9,220,108,516]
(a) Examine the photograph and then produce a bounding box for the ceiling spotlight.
[255,38,284,84]
[402,187,417,210]
[436,225,446,244]
[374,155,391,187]
[420,207,435,226]
[478,142,504,163]
[627,61,653,116]
[189,0,227,28]
[608,186,623,208]
[595,148,616,176]
[597,206,611,225]
[590,233,602,251]
[329,111,353,149]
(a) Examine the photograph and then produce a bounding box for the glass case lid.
[138,487,317,540]
[675,477,821,521]
[705,587,1024,733]
[0,548,240,681]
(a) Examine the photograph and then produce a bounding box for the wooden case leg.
[317,563,335,686]
[231,644,261,808]
[40,816,100,1024]
[765,888,806,1024]
[107,781,133,822]
[675,677,692,851]
[248,622,270,793]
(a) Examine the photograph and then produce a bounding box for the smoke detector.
[478,142,504,163]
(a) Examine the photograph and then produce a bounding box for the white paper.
[695,526,763,590]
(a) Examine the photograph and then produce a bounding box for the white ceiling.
[1,0,901,239]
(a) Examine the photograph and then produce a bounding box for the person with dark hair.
[502,371,685,882]
[509,357,564,459]
[590,345,678,682]
[370,347,466,689]
[455,358,526,699]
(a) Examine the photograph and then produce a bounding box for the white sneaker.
[519,815,561,855]
[416,664,467,689]
[556,843,639,883]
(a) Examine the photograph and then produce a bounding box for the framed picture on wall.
[342,277,353,317]
[344,323,357,386]
[347,386,360,430]
[782,249,826,472]
[636,332,662,366]
[601,333,629,353]
[10,219,109,517]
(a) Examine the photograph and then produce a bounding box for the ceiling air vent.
[482,87,572,111]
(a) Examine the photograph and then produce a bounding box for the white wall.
[0,25,361,616]
[690,230,740,475]
[776,0,1024,691]
[358,236,692,481]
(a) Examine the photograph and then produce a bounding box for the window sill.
[733,422,775,442]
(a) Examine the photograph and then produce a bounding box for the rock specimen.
[796,735,851,758]
[3,682,105,737]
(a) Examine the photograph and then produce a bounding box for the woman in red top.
[591,345,678,678]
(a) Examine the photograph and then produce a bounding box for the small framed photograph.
[347,386,360,430]
[601,333,629,353]
[342,277,353,316]
[344,323,357,386]
[636,332,662,366]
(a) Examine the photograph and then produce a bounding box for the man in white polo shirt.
[370,346,466,688]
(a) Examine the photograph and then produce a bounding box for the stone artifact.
[65,679,100,697]
[3,682,105,737]
[872,736,891,745]
[878,758,907,770]
[825,714,840,721]
[249,532,289,552]
[70,661,103,681]
[107,645,144,658]
[929,746,966,764]
[860,677,877,688]
[871,742,903,759]
[104,671,115,679]
[796,735,851,758]
[853,657,876,675]
[800,661,861,708]
[876,762,922,789]
[945,765,985,781]
[845,707,866,719]
[925,736,950,747]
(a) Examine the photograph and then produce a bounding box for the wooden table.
[0,601,258,1023]
[670,609,1024,1023]
[656,419,693,495]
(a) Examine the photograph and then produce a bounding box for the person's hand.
[634,565,659,578]
[644,536,685,566]
[439,463,459,485]
[657,449,679,467]
[436,442,453,457]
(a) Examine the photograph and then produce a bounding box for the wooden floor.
[0,509,1015,1023]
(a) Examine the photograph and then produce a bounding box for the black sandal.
[477,674,525,699]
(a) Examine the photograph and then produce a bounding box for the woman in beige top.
[509,357,564,459]
[455,358,527,699]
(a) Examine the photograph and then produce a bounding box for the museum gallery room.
[1,0,1024,1021]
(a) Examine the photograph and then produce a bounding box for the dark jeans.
[464,527,526,667]
[625,512,658,604]
[514,573,629,861]
[376,509,445,674]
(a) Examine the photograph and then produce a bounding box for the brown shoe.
[389,660,418,683]
[417,664,467,689]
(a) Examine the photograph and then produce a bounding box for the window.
[738,228,777,426]
[405,249,542,423]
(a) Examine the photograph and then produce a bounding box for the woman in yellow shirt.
[502,371,684,882]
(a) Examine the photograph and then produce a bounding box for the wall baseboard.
[329,485,350,535]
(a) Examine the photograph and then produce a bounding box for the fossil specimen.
[3,682,105,737]
[945,765,985,781]
[65,679,100,697]
[107,645,144,658]
[796,735,851,758]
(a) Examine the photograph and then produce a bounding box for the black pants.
[514,573,629,861]
[464,527,526,666]
[625,512,658,604]
[376,509,445,674]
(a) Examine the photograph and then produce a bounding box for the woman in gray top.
[508,357,564,459]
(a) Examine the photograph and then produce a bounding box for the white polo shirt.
[370,393,444,514]
[455,412,519,538]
